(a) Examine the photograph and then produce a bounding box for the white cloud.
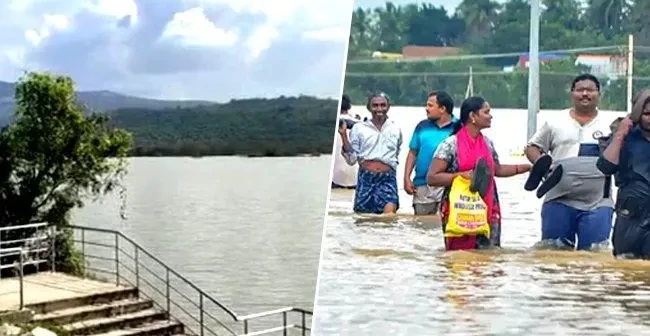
[0,0,353,101]
[24,13,70,46]
[84,0,138,22]
[160,7,238,47]
[44,14,70,30]
[245,24,278,59]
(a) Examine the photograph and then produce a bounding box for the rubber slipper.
[536,164,563,198]
[524,154,552,191]
[470,157,491,199]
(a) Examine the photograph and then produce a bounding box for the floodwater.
[72,156,330,335]
[313,106,650,335]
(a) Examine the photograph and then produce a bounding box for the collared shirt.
[527,109,616,210]
[597,126,650,198]
[528,109,612,159]
[409,117,457,187]
[342,118,403,170]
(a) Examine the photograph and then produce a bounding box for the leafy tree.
[347,0,650,110]
[456,0,501,42]
[405,4,466,46]
[108,96,338,157]
[0,72,132,274]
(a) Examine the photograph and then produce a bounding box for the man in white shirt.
[524,74,615,250]
[339,93,403,214]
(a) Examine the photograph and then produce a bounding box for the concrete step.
[26,287,139,314]
[33,298,154,325]
[62,308,167,335]
[88,320,184,336]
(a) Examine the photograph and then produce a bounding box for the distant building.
[370,46,462,61]
[371,51,403,60]
[518,52,569,68]
[401,45,461,59]
[575,54,627,78]
[513,52,627,79]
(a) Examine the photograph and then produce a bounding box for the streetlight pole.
[526,0,541,141]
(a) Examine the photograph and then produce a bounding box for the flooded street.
[313,106,650,335]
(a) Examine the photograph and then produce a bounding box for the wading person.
[403,91,456,215]
[597,89,650,259]
[428,96,531,250]
[332,94,359,189]
[524,74,615,251]
[340,93,403,214]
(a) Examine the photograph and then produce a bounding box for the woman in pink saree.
[427,96,532,250]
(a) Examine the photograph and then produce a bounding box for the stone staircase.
[28,286,185,335]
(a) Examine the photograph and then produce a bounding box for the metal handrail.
[0,222,53,311]
[67,225,312,336]
[0,247,26,310]
[0,222,53,276]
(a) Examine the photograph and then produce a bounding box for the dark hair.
[341,94,351,112]
[571,74,600,92]
[428,91,454,115]
[643,95,650,112]
[366,92,390,111]
[452,96,486,135]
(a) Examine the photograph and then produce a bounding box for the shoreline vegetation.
[0,82,339,158]
[109,95,338,158]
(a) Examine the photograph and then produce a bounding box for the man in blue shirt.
[403,91,456,215]
[597,88,650,259]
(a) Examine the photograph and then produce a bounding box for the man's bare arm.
[524,122,552,163]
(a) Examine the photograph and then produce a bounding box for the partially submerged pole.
[526,0,541,141]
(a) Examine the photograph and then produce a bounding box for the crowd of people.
[335,74,650,260]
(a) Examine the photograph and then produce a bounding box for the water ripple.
[314,176,650,336]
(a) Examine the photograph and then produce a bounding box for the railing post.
[0,227,3,280]
[81,229,86,259]
[244,321,248,334]
[50,225,56,273]
[302,312,306,336]
[283,312,287,336]
[81,228,87,277]
[115,233,119,286]
[166,269,170,320]
[199,293,204,336]
[18,251,24,310]
[134,248,139,289]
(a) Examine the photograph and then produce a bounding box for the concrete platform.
[0,272,126,311]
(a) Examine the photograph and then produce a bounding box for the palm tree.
[349,8,375,57]
[374,2,408,52]
[455,0,501,41]
[586,0,632,39]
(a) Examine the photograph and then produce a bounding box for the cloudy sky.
[0,0,353,101]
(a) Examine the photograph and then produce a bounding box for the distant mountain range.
[0,81,213,125]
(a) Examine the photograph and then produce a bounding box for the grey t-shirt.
[527,111,616,210]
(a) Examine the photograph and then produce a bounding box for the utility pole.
[526,0,541,141]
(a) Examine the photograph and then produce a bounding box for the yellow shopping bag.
[444,175,490,238]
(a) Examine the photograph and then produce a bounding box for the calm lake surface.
[72,156,331,334]
[313,106,650,336]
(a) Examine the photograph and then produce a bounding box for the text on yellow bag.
[444,175,490,238]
